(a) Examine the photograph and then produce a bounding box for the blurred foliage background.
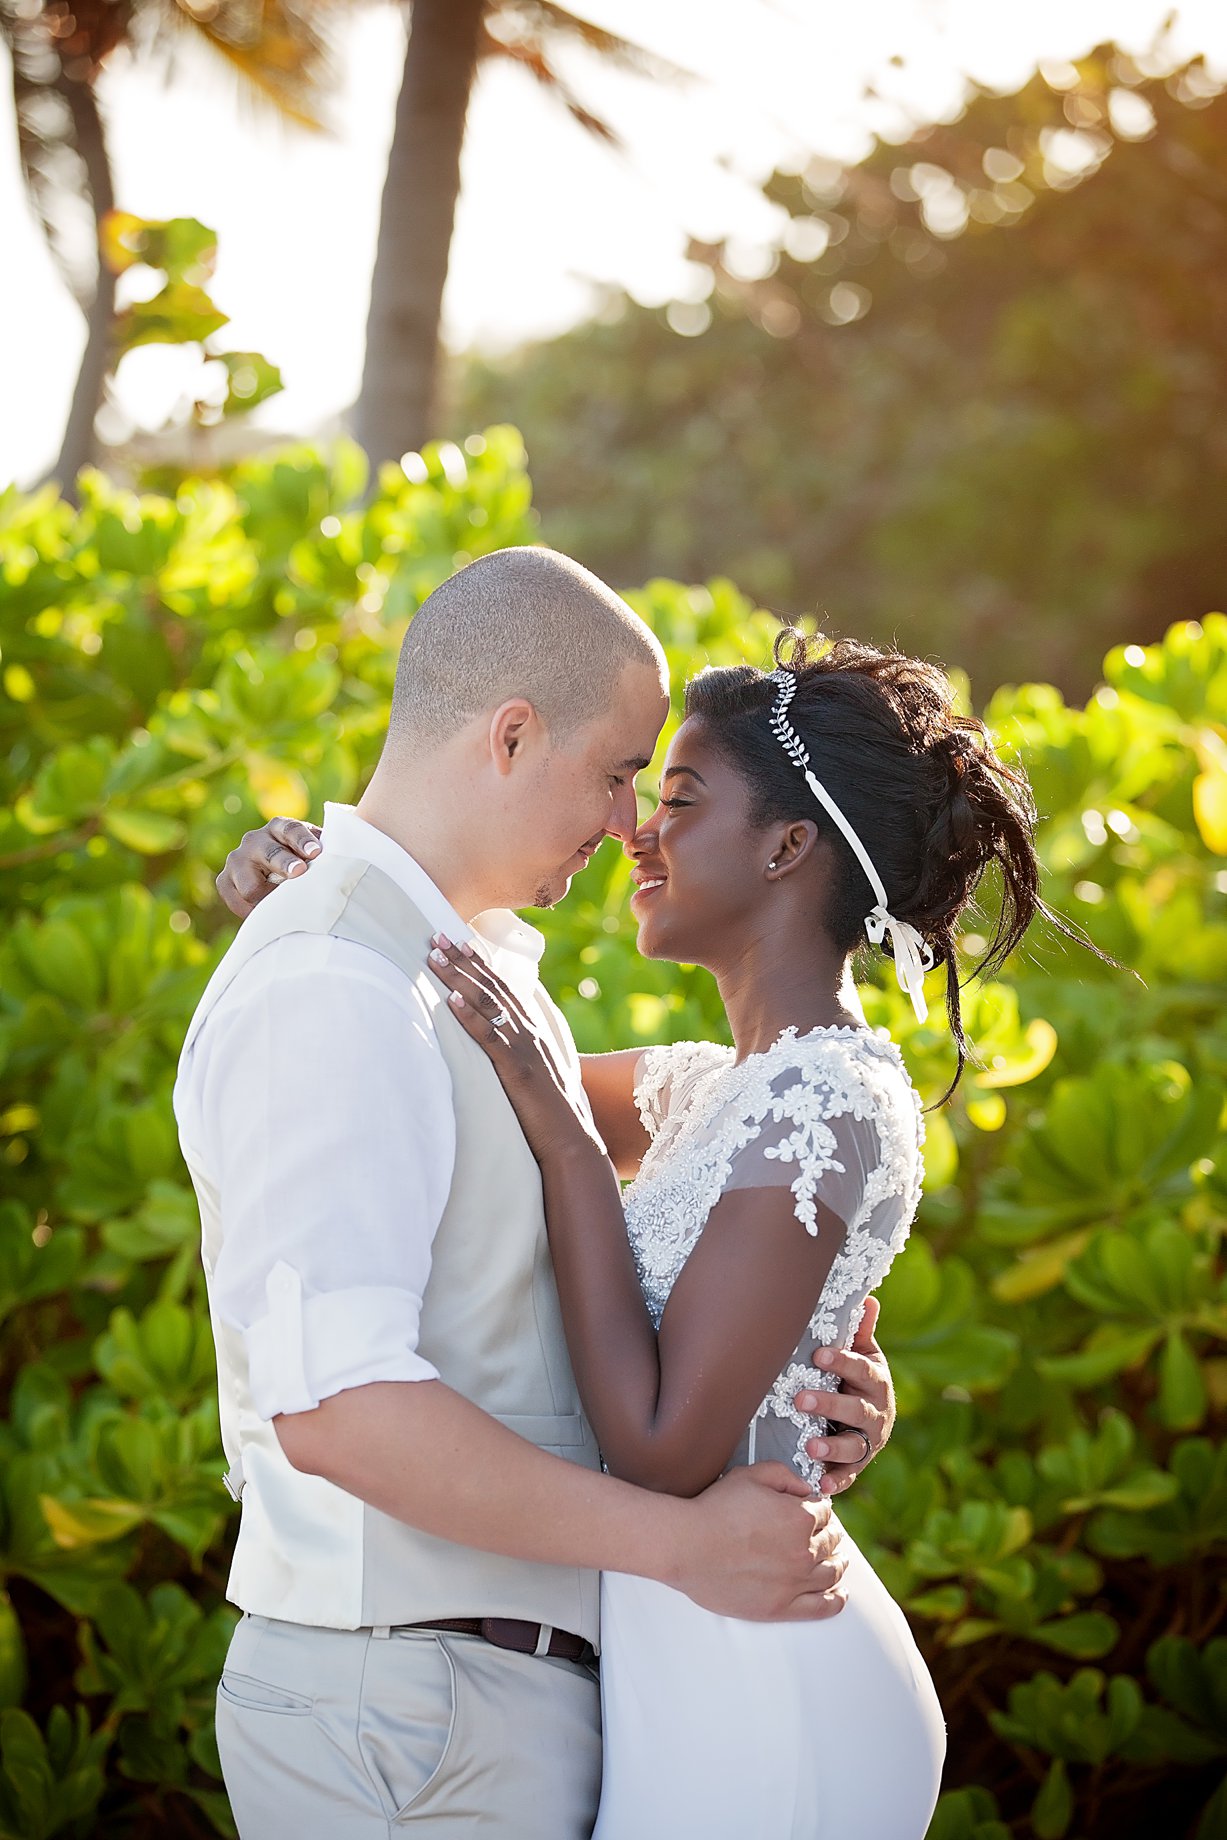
[455,46,1227,699]
[0,433,1224,1837]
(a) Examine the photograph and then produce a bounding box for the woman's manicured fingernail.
[459,941,475,957]
[304,841,321,856]
[430,948,447,967]
[449,990,466,1010]
[436,933,452,950]
[286,860,304,875]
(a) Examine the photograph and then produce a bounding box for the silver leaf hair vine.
[768,666,935,1023]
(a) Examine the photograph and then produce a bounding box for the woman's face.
[628,716,777,966]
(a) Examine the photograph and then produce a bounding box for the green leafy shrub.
[0,434,1222,1836]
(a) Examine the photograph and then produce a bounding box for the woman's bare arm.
[537,1139,845,1496]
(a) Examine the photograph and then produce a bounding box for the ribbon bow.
[864,907,935,1025]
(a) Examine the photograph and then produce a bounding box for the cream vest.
[179,852,601,1640]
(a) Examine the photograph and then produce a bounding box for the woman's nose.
[626,808,662,860]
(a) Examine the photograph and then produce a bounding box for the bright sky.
[3,0,1225,486]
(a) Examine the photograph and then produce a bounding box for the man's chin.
[529,874,569,911]
[526,851,594,910]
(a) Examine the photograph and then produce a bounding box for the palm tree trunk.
[51,75,115,493]
[354,0,486,467]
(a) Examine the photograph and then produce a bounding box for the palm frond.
[480,27,619,145]
[483,0,694,87]
[144,0,342,133]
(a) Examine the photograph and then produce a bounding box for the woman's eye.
[659,798,692,811]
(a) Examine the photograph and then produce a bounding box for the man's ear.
[488,699,540,776]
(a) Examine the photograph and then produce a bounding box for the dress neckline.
[730,1020,899,1067]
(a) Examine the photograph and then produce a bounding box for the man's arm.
[196,944,453,1417]
[276,1381,847,1622]
[578,1050,651,1179]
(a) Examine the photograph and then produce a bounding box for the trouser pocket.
[218,1670,314,1716]
[357,1631,457,1821]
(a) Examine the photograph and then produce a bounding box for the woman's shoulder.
[730,1025,922,1141]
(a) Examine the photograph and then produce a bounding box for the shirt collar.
[320,804,545,1004]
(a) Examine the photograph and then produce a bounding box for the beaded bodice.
[624,1027,924,1486]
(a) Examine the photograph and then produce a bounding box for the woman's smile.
[629,869,667,906]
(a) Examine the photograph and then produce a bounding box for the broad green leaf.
[38,1497,144,1550]
[1032,1612,1121,1660]
[1159,1330,1208,1430]
[1033,1758,1073,1840]
[101,212,217,284]
[102,809,188,855]
[0,1598,27,1711]
[216,351,285,417]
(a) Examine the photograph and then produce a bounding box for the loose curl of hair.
[684,629,1051,1097]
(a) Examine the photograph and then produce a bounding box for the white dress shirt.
[173,803,548,1421]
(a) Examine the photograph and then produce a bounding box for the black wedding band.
[849,1429,872,1465]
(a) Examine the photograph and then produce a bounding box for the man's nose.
[605,781,641,845]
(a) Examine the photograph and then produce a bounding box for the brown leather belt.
[408,1617,596,1666]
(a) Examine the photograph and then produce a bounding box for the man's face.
[508,661,670,911]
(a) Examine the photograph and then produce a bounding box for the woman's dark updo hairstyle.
[684,628,1045,1095]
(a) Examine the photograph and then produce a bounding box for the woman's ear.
[765,821,819,878]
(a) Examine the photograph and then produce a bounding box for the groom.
[177,547,892,1837]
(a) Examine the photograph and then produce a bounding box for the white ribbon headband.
[768,667,934,1023]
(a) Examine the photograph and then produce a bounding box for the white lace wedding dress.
[593,1027,946,1840]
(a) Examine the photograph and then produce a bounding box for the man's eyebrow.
[662,765,707,786]
[617,756,653,771]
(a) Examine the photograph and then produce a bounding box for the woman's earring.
[768,860,778,873]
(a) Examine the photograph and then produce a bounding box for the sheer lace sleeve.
[716,1038,922,1349]
[720,1060,884,1241]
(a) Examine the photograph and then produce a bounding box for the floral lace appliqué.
[753,1362,842,1489]
[634,1040,733,1141]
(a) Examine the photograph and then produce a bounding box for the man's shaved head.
[388,547,665,755]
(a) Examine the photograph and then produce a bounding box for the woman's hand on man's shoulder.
[216,817,322,918]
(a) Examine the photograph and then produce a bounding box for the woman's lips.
[630,875,666,907]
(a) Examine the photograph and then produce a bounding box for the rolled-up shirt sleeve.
[190,936,454,1419]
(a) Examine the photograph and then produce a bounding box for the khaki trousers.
[216,1613,602,1838]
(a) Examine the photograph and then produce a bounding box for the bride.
[219,629,1045,1838]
